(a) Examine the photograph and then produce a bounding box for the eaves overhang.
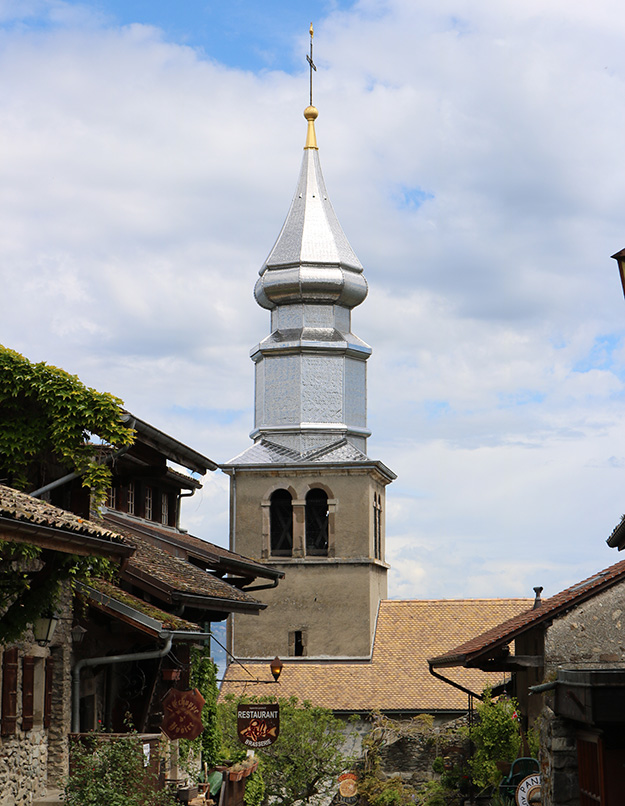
[78,582,209,640]
[220,459,396,483]
[429,565,625,671]
[121,411,218,475]
[0,516,134,559]
[121,566,266,614]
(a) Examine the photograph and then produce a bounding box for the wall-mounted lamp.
[270,656,283,682]
[33,613,59,647]
[71,624,88,644]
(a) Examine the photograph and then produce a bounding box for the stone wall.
[539,705,579,806]
[545,584,625,671]
[0,729,48,806]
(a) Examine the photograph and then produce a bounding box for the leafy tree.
[0,345,134,502]
[467,689,522,789]
[219,695,352,806]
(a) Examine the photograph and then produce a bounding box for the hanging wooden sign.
[237,703,280,748]
[161,688,205,741]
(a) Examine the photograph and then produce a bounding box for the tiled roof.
[430,557,625,668]
[0,483,127,544]
[220,598,530,712]
[106,521,264,609]
[103,511,281,580]
[225,439,395,479]
[84,579,203,634]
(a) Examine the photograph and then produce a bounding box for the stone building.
[223,102,394,662]
[0,411,282,805]
[429,558,625,805]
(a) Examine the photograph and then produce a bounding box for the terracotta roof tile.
[430,557,625,668]
[103,511,281,580]
[0,483,127,544]
[220,598,530,712]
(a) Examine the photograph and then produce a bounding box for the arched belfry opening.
[270,489,293,556]
[305,489,328,556]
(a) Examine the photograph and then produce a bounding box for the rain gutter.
[428,662,484,702]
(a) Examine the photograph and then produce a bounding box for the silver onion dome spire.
[254,104,368,311]
[249,31,371,455]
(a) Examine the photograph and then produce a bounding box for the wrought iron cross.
[306,22,316,106]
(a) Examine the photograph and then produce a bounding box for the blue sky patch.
[497,389,546,408]
[572,334,621,373]
[394,185,434,211]
[424,400,451,418]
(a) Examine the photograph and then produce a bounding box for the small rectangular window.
[107,486,116,509]
[127,482,135,515]
[145,487,153,520]
[289,630,307,657]
[161,493,169,525]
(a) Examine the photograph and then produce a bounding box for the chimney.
[533,586,543,609]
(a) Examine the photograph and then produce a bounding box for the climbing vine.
[179,646,221,774]
[0,345,134,505]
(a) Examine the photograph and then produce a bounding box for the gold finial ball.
[304,105,318,121]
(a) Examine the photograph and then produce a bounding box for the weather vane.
[306,22,316,107]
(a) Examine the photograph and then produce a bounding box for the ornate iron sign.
[161,688,205,741]
[237,703,280,748]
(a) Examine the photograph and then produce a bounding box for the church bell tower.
[224,31,395,660]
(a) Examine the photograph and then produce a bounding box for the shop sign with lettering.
[161,688,205,741]
[237,703,280,748]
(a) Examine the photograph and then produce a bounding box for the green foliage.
[65,730,177,806]
[467,690,522,789]
[218,694,351,806]
[0,345,134,503]
[243,756,266,806]
[0,545,115,645]
[179,646,221,776]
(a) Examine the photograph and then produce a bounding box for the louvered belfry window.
[270,490,293,556]
[305,489,328,556]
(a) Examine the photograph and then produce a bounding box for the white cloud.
[2,0,625,600]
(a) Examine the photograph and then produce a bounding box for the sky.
[2,0,625,604]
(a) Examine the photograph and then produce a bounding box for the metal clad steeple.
[249,33,371,456]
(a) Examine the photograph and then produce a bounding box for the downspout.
[428,662,484,702]
[177,489,196,529]
[71,634,173,733]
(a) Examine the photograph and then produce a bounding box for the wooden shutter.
[44,657,54,729]
[578,732,605,806]
[21,656,35,732]
[1,648,19,735]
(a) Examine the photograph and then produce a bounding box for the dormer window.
[161,493,169,525]
[145,487,153,520]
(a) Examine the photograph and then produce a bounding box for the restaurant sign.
[237,703,280,748]
[161,688,205,741]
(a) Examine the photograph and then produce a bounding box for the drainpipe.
[71,634,173,733]
[177,489,196,529]
[30,438,135,499]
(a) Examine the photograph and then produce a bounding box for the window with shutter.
[44,657,54,729]
[21,656,35,732]
[1,648,19,735]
